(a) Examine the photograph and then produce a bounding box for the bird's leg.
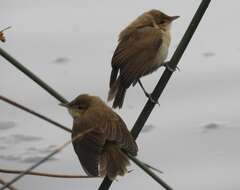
[132,79,137,87]
[137,79,160,106]
[162,61,180,72]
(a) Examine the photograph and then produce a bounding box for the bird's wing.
[72,109,138,176]
[72,118,105,176]
[112,27,163,87]
[102,111,138,156]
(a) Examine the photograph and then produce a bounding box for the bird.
[60,94,138,180]
[108,9,179,108]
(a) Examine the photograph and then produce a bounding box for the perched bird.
[60,94,138,180]
[108,9,179,108]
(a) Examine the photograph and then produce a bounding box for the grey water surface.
[1,0,240,189]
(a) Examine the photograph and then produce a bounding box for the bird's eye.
[160,20,165,24]
[77,103,88,110]
[78,105,85,109]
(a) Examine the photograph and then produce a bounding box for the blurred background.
[1,0,240,189]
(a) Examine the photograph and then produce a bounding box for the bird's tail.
[109,68,118,88]
[99,142,130,180]
[107,79,126,109]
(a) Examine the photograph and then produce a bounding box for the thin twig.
[98,0,211,189]
[0,178,17,190]
[0,95,163,183]
[0,26,12,33]
[0,169,97,179]
[0,47,68,104]
[0,43,166,186]
[0,1,211,189]
[0,131,91,190]
[0,39,164,181]
[141,162,163,174]
[0,95,71,133]
[127,154,172,190]
[131,0,211,139]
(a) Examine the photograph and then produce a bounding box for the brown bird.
[60,94,138,180]
[108,9,179,108]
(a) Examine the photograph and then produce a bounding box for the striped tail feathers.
[109,68,119,88]
[113,85,126,109]
[107,78,120,102]
[99,143,130,180]
[107,78,126,109]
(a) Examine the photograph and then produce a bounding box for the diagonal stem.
[0,95,163,185]
[0,47,68,104]
[98,0,211,189]
[0,95,71,133]
[0,168,97,179]
[127,154,172,190]
[0,47,164,184]
[0,26,12,33]
[131,0,211,139]
[0,0,211,189]
[0,178,17,190]
[0,131,91,190]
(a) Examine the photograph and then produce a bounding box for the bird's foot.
[163,62,180,72]
[144,92,160,106]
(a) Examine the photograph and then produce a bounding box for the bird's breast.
[142,32,171,76]
[155,42,169,64]
[155,30,171,65]
[151,41,169,73]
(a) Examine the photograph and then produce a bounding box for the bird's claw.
[163,62,180,72]
[145,93,160,106]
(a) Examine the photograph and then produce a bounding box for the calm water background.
[1,0,240,189]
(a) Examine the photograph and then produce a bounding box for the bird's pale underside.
[59,9,179,181]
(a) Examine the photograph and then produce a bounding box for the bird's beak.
[169,15,180,22]
[59,103,69,108]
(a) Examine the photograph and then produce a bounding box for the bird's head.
[148,9,179,30]
[59,94,93,118]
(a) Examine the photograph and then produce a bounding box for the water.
[1,0,240,189]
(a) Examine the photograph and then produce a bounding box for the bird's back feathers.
[71,97,137,178]
[108,27,164,108]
